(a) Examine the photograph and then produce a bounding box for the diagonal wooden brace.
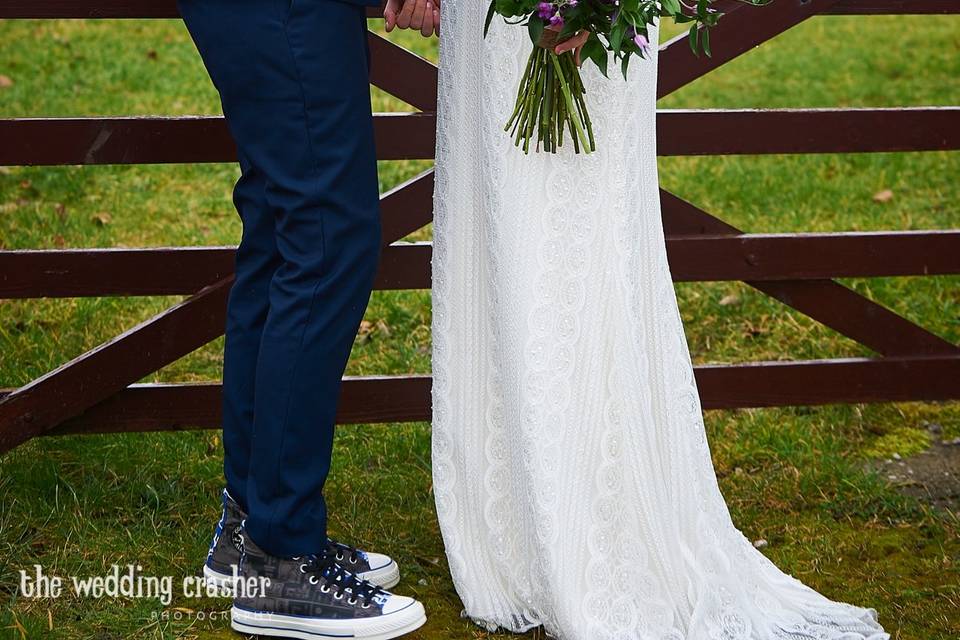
[0,171,438,454]
[660,189,959,356]
[367,32,438,112]
[658,0,845,99]
[0,278,232,454]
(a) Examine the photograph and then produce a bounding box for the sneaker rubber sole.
[231,600,426,640]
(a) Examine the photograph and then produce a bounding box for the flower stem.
[563,54,595,152]
[543,53,555,152]
[505,48,536,134]
[549,52,591,153]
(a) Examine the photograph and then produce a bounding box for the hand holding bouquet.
[485,0,770,154]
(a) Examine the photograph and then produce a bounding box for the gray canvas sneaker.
[203,489,401,592]
[231,527,426,640]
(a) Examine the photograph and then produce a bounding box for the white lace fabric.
[430,4,890,639]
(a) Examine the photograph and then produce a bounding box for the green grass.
[1,12,959,640]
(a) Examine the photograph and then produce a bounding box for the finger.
[384,0,400,31]
[420,1,434,37]
[396,0,416,29]
[554,30,589,55]
[410,0,428,31]
[433,4,441,36]
[554,34,576,54]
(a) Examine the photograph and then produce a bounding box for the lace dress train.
[430,4,889,639]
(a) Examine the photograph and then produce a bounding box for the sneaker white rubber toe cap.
[382,593,418,615]
[358,553,401,589]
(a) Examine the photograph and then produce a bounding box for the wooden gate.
[1,0,958,454]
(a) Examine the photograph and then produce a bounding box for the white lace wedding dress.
[429,4,889,639]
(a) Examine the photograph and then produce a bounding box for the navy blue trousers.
[178,0,382,557]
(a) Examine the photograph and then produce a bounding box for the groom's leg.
[221,151,281,514]
[177,0,380,557]
[247,0,380,557]
[177,6,283,515]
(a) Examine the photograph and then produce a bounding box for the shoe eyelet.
[334,592,344,600]
[320,585,330,593]
[299,564,308,574]
[335,553,343,561]
[308,575,319,585]
[347,597,357,605]
[362,602,371,609]
[349,557,357,564]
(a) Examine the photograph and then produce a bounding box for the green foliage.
[486,0,774,152]
[487,0,754,76]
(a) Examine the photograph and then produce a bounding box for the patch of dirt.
[868,438,960,513]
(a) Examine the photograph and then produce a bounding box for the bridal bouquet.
[485,0,768,154]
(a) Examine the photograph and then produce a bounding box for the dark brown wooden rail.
[3,108,957,166]
[3,231,959,299]
[4,354,957,437]
[0,0,958,453]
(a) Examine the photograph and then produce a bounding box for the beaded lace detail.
[430,6,889,639]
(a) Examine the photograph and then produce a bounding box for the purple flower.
[537,2,554,19]
[550,13,564,28]
[633,33,650,56]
